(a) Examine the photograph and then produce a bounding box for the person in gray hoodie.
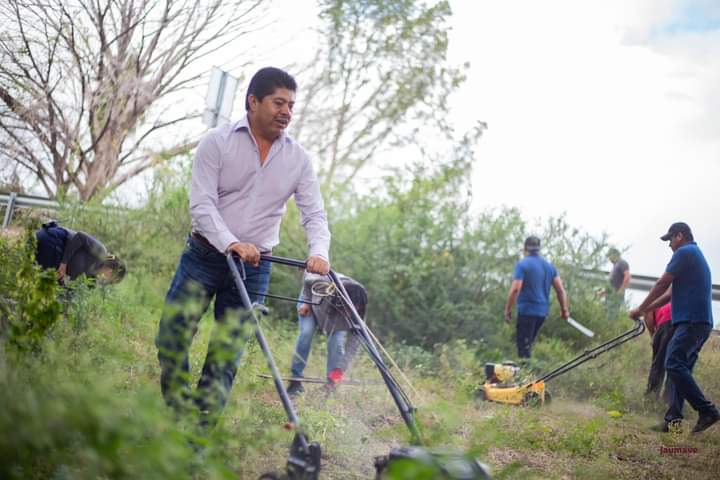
[35,221,126,285]
[287,272,368,396]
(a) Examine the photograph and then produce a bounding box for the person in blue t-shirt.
[504,236,570,358]
[630,222,719,434]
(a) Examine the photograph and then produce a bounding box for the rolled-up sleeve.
[189,133,238,252]
[294,157,331,260]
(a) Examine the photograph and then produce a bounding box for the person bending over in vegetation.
[155,67,331,430]
[287,272,367,396]
[504,236,569,359]
[35,221,126,286]
[630,222,719,434]
[644,301,673,403]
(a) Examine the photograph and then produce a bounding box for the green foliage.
[0,361,237,480]
[0,226,61,352]
[554,418,603,457]
[2,170,719,478]
[295,0,468,191]
[321,153,611,355]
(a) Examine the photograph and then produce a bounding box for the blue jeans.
[156,236,271,424]
[290,309,347,379]
[663,322,717,423]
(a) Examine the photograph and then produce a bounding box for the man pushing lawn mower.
[155,67,331,430]
[152,65,490,479]
[630,222,720,434]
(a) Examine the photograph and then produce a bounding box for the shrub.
[0,226,62,353]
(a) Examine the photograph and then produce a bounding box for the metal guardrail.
[1,191,60,227]
[1,191,126,228]
[4,189,720,302]
[583,269,720,302]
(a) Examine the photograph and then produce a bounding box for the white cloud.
[448,0,720,281]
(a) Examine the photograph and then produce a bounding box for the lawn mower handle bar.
[225,253,309,452]
[535,318,645,384]
[256,254,423,444]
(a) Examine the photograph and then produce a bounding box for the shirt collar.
[233,115,249,131]
[233,115,289,143]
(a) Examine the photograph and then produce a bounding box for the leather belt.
[191,231,216,250]
[191,232,271,255]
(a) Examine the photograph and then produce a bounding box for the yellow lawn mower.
[476,318,645,407]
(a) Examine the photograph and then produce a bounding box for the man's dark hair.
[344,281,368,319]
[331,279,368,320]
[608,247,620,258]
[245,67,297,111]
[524,236,541,253]
[102,255,127,283]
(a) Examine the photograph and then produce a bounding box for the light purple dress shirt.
[190,116,331,259]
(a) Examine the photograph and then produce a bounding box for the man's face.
[608,253,619,264]
[248,87,295,139]
[669,232,683,252]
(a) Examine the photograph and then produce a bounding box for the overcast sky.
[446,0,720,281]
[202,0,720,284]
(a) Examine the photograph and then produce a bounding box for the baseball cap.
[660,222,693,241]
[524,236,541,252]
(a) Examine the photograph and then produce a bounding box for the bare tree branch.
[108,139,199,191]
[0,0,267,200]
[294,0,469,195]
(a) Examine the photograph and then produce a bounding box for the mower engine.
[484,362,520,386]
[476,361,548,406]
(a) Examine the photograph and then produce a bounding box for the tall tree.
[292,0,469,194]
[0,0,264,200]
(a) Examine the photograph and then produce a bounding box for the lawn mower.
[476,318,645,407]
[227,253,491,480]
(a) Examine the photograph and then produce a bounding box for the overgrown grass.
[2,258,720,478]
[2,177,719,478]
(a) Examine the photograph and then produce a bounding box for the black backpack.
[35,221,70,269]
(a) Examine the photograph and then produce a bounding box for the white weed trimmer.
[567,317,595,337]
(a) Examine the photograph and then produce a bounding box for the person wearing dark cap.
[504,236,570,358]
[630,222,719,434]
